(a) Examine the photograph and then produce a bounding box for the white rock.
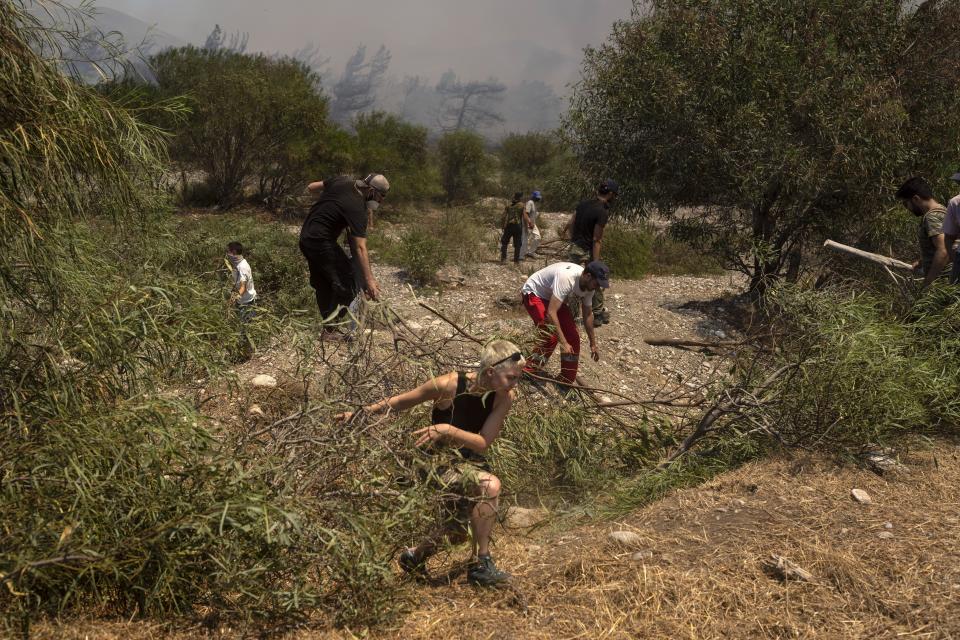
[250,374,277,388]
[883,522,893,529]
[608,530,643,547]
[850,488,872,504]
[504,506,549,529]
[631,550,654,561]
[248,404,266,418]
[878,531,894,540]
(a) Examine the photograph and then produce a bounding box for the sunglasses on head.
[491,352,522,368]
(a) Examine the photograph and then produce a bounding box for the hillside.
[26,209,960,639]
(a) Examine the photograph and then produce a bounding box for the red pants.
[522,293,580,383]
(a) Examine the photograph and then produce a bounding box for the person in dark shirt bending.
[299,174,389,333]
[564,179,618,325]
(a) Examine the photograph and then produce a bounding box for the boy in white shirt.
[226,241,258,321]
[520,260,609,384]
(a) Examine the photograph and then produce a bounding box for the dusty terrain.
[30,210,960,639]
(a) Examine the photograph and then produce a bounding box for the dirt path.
[365,210,747,400]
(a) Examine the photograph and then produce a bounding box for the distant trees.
[147,46,331,208]
[202,24,248,53]
[568,0,960,296]
[437,130,488,203]
[435,71,506,132]
[330,45,391,124]
[352,111,439,202]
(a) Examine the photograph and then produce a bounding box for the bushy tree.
[352,111,439,203]
[499,131,559,190]
[569,0,960,295]
[437,130,488,204]
[148,46,331,208]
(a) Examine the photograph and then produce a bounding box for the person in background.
[300,174,388,335]
[520,260,608,386]
[338,340,524,587]
[943,169,960,284]
[225,241,257,359]
[564,179,618,326]
[500,191,525,264]
[520,190,543,259]
[895,177,950,290]
[226,241,257,320]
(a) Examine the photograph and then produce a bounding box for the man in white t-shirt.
[226,241,258,320]
[520,190,543,259]
[520,260,609,385]
[944,169,960,283]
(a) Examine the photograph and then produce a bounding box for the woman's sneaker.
[398,549,429,582]
[467,555,511,587]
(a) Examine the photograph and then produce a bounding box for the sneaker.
[398,549,429,582]
[467,555,511,587]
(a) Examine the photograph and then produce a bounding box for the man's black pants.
[300,240,357,322]
[500,223,522,263]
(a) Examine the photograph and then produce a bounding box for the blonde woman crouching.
[339,340,524,587]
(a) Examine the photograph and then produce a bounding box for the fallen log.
[823,240,914,272]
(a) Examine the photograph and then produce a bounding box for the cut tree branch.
[823,240,914,272]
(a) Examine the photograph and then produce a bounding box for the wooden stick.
[823,240,914,272]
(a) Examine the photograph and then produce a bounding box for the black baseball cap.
[585,260,610,288]
[599,179,620,195]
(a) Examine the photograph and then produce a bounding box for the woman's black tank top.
[430,372,497,462]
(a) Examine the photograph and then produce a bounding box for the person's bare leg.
[470,474,501,557]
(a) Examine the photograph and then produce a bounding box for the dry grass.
[370,439,960,639]
[31,439,960,639]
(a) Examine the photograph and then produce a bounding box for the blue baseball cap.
[532,190,542,200]
[585,261,610,288]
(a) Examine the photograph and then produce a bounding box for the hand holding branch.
[413,423,450,447]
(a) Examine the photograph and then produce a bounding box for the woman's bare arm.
[359,372,456,416]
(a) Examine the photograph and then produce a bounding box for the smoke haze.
[93,0,634,90]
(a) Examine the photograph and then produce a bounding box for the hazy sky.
[94,0,634,89]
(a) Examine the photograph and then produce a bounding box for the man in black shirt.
[299,174,389,331]
[565,179,618,325]
[500,191,525,264]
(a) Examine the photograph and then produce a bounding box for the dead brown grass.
[30,441,960,639]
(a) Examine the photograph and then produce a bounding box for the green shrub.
[396,229,447,284]
[730,284,960,457]
[649,233,725,276]
[436,207,495,266]
[353,111,441,204]
[602,224,653,280]
[437,130,487,204]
